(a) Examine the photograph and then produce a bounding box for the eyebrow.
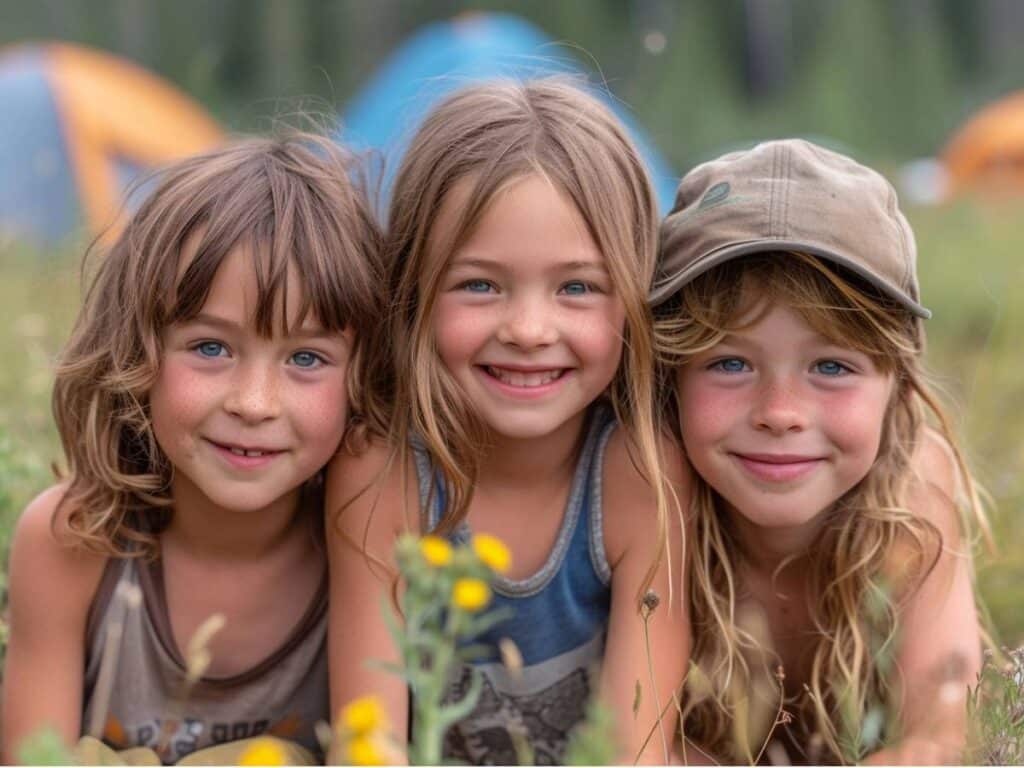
[447,257,609,274]
[185,313,338,339]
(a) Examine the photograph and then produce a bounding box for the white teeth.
[487,366,563,387]
[228,447,266,457]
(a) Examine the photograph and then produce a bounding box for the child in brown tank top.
[1,133,383,763]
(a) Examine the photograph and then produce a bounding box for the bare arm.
[600,431,692,764]
[325,440,417,758]
[864,431,981,765]
[2,485,106,763]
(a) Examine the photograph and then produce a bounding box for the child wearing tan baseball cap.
[653,139,988,764]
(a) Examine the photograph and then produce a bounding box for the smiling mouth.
[732,453,824,482]
[208,439,285,458]
[483,366,568,388]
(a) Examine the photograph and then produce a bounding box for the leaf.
[16,728,73,766]
[364,659,409,681]
[565,698,617,766]
[633,679,642,719]
[456,642,495,662]
[437,668,485,728]
[464,606,515,636]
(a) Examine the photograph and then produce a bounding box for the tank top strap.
[509,399,617,595]
[583,402,617,586]
[412,401,618,590]
[409,434,444,532]
[84,557,131,654]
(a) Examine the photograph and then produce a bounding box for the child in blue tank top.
[327,79,690,764]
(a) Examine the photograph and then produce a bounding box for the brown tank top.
[81,556,328,763]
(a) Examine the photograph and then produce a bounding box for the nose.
[224,361,281,423]
[751,376,808,435]
[495,294,558,350]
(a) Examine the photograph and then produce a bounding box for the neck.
[475,409,589,491]
[163,476,310,561]
[726,507,825,576]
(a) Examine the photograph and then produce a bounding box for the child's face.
[149,245,352,517]
[675,298,894,535]
[431,174,625,443]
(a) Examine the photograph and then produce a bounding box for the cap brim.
[650,239,932,319]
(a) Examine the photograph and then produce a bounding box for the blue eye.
[712,358,749,373]
[814,360,850,376]
[560,281,590,296]
[290,351,323,369]
[461,280,494,293]
[195,341,227,358]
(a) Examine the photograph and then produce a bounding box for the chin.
[203,485,293,515]
[731,498,827,530]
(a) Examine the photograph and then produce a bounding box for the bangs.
[152,137,381,340]
[662,252,918,371]
[170,227,354,338]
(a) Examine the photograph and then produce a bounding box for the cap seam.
[891,185,910,289]
[782,142,792,239]
[768,143,780,238]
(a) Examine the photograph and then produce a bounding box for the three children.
[2,87,983,765]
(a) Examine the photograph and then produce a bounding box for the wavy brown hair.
[53,133,383,558]
[654,252,987,763]
[355,78,673,597]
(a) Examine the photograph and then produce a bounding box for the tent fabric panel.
[0,46,80,244]
[340,13,678,215]
[942,91,1024,193]
[47,42,223,237]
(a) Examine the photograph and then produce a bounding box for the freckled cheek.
[820,388,890,461]
[570,312,625,365]
[288,376,351,449]
[149,362,221,447]
[677,377,744,448]
[432,303,492,369]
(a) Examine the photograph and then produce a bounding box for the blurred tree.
[3,0,1024,161]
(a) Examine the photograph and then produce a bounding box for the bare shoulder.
[326,435,395,506]
[908,428,962,539]
[602,427,691,566]
[912,427,958,497]
[12,484,105,571]
[8,483,107,620]
[3,485,108,759]
[325,436,418,553]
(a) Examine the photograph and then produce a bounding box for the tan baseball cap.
[650,139,931,319]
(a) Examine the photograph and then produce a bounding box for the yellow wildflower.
[341,695,386,736]
[419,535,453,567]
[452,578,491,612]
[472,533,511,574]
[238,737,287,766]
[347,735,385,766]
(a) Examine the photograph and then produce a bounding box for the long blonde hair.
[360,77,671,595]
[654,252,987,763]
[52,133,383,558]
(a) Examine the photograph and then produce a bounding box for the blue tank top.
[412,403,616,764]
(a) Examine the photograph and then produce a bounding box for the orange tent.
[942,91,1024,197]
[0,42,223,245]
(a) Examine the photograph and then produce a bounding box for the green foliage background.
[3,0,1024,165]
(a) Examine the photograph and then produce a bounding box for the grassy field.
[0,200,1022,645]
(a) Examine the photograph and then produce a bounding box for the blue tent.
[0,43,222,247]
[0,46,78,244]
[340,13,678,215]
